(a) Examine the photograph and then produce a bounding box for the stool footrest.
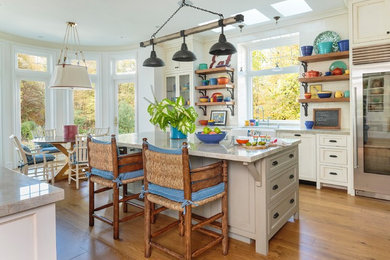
[192,213,222,229]
[150,241,184,259]
[93,214,113,226]
[151,220,180,238]
[192,212,223,231]
[192,236,223,258]
[120,211,144,223]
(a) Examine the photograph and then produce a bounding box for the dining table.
[32,136,75,181]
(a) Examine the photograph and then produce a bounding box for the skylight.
[271,0,312,17]
[199,9,270,33]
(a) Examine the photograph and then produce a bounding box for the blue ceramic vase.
[170,126,187,139]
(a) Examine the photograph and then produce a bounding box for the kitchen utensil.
[305,121,314,129]
[211,92,223,102]
[209,78,218,85]
[217,77,229,85]
[337,39,349,51]
[199,120,208,126]
[304,93,312,99]
[329,61,347,73]
[195,131,226,144]
[303,70,322,78]
[199,63,208,70]
[224,97,231,102]
[317,41,333,54]
[207,121,215,126]
[301,45,313,56]
[345,69,350,75]
[201,80,209,86]
[332,68,343,75]
[313,31,341,54]
[317,91,332,98]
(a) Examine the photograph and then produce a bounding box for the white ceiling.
[0,0,346,46]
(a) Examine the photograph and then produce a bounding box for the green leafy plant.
[147,96,198,135]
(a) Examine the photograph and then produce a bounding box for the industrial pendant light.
[50,22,92,90]
[172,31,197,62]
[209,20,237,56]
[143,40,165,67]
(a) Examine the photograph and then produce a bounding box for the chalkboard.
[313,108,341,129]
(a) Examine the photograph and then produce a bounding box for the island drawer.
[319,148,347,165]
[267,148,298,176]
[268,166,297,202]
[320,165,348,183]
[268,189,297,236]
[319,135,347,147]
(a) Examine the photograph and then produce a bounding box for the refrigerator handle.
[353,86,359,169]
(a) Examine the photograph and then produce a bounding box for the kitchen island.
[116,132,300,255]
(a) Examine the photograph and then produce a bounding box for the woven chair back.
[144,149,185,190]
[88,139,115,172]
[74,135,88,163]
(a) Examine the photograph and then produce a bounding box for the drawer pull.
[329,155,338,158]
[329,140,337,143]
[289,154,294,158]
[289,174,294,179]
[272,161,279,166]
[290,198,295,204]
[387,31,390,34]
[272,184,279,190]
[294,134,301,137]
[273,212,279,219]
[329,172,338,175]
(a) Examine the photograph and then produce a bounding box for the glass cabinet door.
[179,74,190,106]
[166,76,176,102]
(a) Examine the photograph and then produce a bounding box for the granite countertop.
[0,167,64,217]
[112,132,300,163]
[275,127,351,135]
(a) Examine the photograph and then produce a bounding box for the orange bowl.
[218,77,229,85]
[236,138,249,145]
[199,120,208,126]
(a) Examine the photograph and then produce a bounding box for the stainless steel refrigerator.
[352,62,390,199]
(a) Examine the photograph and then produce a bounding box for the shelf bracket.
[301,103,309,117]
[197,74,207,81]
[302,82,308,93]
[226,70,234,83]
[301,61,308,72]
[198,90,207,96]
[243,162,261,187]
[227,104,234,116]
[199,106,207,116]
[226,88,234,99]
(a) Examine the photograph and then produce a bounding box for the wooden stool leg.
[76,164,80,189]
[89,179,94,226]
[179,211,184,236]
[113,183,120,239]
[185,206,192,260]
[151,203,156,224]
[145,197,151,258]
[123,184,128,213]
[222,194,229,255]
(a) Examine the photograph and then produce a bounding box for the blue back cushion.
[21,145,33,162]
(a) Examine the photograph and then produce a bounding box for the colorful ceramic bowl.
[318,41,333,54]
[209,78,218,85]
[195,132,226,144]
[318,91,332,98]
[199,96,209,103]
[305,121,314,129]
[199,120,208,126]
[338,40,349,51]
[301,45,313,56]
[236,137,250,145]
[199,63,208,70]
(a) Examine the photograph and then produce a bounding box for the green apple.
[214,127,221,134]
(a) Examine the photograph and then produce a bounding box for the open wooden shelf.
[195,84,234,90]
[195,67,234,75]
[195,101,235,106]
[298,97,350,103]
[298,51,350,63]
[299,74,350,83]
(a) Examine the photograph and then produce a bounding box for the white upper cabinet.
[351,0,390,46]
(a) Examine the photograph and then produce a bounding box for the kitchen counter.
[116,131,300,163]
[0,167,64,259]
[276,127,351,135]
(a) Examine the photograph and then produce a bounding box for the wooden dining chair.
[142,138,229,260]
[88,127,110,137]
[87,134,144,239]
[9,135,55,184]
[68,134,89,189]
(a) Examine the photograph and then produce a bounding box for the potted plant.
[147,96,198,139]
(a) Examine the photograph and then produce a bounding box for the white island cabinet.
[113,132,300,255]
[0,167,64,260]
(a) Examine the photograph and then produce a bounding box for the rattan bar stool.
[142,138,229,260]
[87,134,144,239]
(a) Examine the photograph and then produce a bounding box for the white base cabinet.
[277,132,316,182]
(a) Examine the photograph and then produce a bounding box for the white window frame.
[245,34,300,123]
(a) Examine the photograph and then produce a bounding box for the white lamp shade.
[50,64,92,90]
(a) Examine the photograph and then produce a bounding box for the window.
[117,82,135,134]
[115,59,136,74]
[17,53,47,72]
[249,35,300,120]
[20,80,46,145]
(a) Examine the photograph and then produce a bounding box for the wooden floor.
[55,181,390,260]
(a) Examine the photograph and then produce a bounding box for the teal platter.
[329,61,347,73]
[313,31,341,54]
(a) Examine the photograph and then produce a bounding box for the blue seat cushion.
[35,142,54,148]
[90,168,143,181]
[27,154,55,165]
[148,182,225,203]
[41,147,60,153]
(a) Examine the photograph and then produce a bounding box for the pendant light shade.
[172,35,197,62]
[143,44,165,67]
[50,22,92,90]
[50,64,92,90]
[209,33,237,56]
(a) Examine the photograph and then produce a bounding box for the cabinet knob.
[273,212,279,219]
[289,174,294,179]
[272,161,279,166]
[329,140,337,143]
[272,184,279,190]
[290,198,295,204]
[294,134,301,137]
[289,154,294,158]
[387,31,390,34]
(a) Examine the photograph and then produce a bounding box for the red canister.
[64,125,78,139]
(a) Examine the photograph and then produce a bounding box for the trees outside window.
[17,53,47,72]
[117,82,135,134]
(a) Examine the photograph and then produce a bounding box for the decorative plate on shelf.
[313,31,341,54]
[329,61,347,73]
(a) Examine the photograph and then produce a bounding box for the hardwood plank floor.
[55,181,390,260]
